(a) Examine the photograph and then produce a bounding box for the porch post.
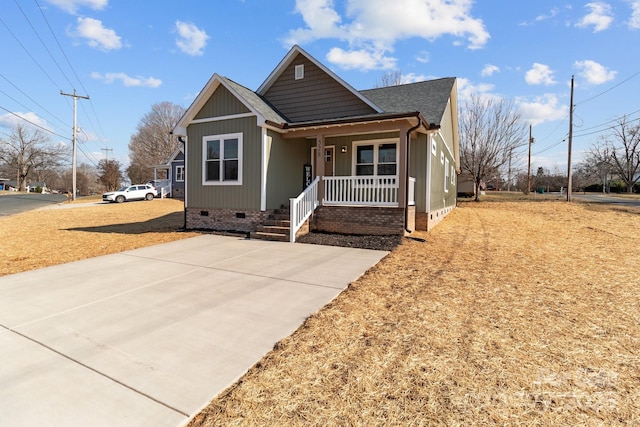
[316,134,325,203]
[398,126,409,207]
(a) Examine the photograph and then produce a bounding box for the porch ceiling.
[276,115,425,139]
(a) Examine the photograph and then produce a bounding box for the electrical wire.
[0,104,71,140]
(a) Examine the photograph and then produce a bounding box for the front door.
[311,146,335,177]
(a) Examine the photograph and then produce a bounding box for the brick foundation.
[313,206,405,235]
[186,207,268,233]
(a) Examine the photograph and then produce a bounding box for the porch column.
[316,134,325,203]
[398,126,409,207]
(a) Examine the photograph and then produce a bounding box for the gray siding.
[265,134,312,209]
[409,134,428,212]
[326,132,400,176]
[263,54,376,122]
[187,116,262,210]
[429,133,456,212]
[195,84,251,119]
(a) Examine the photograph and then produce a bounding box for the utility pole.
[61,89,89,201]
[567,76,574,202]
[527,124,534,194]
[101,147,113,161]
[507,148,512,192]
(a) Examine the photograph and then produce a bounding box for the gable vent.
[294,64,304,80]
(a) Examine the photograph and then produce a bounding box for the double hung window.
[355,141,398,176]
[203,133,242,185]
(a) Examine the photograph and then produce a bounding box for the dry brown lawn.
[0,198,198,276]
[2,195,639,425]
[191,199,640,426]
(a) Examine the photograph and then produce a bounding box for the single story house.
[173,45,459,241]
[153,147,185,199]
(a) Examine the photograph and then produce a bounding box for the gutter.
[404,115,422,234]
[404,119,441,234]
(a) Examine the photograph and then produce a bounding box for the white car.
[102,184,157,203]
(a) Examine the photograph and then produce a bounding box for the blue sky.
[2,0,639,178]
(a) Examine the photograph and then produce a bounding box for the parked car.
[102,184,157,203]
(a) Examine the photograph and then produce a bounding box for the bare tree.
[595,116,640,193]
[459,94,527,201]
[98,159,123,191]
[375,70,404,87]
[0,124,67,191]
[581,148,615,193]
[127,102,185,183]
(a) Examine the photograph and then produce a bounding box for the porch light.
[341,145,347,153]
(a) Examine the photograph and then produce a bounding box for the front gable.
[258,46,380,123]
[194,84,251,120]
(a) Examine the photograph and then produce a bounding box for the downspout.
[404,116,422,234]
[177,135,187,230]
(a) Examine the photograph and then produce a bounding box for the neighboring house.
[173,45,459,241]
[2,180,18,191]
[153,147,185,199]
[27,182,49,193]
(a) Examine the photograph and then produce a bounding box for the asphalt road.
[0,193,68,216]
[571,193,640,207]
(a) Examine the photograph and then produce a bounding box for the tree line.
[0,101,185,194]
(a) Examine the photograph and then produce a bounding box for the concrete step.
[250,231,289,242]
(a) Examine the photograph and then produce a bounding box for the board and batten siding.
[263,54,376,123]
[187,116,262,210]
[409,133,429,212]
[265,134,312,210]
[194,84,251,120]
[429,132,457,212]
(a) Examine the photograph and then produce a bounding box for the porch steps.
[250,208,291,242]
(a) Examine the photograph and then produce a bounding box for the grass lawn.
[1,196,638,425]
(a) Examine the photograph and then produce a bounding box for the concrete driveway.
[0,235,388,426]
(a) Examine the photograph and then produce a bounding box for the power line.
[0,104,70,140]
[576,69,640,107]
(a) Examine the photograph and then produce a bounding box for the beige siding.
[265,134,312,209]
[263,54,376,122]
[194,85,250,120]
[187,116,261,210]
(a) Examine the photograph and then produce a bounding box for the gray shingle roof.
[221,76,290,123]
[360,77,456,126]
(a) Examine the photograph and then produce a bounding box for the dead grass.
[2,196,639,425]
[0,199,198,276]
[190,200,640,426]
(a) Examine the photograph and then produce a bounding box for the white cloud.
[286,0,489,71]
[525,63,557,85]
[456,78,498,102]
[45,0,107,14]
[91,72,162,88]
[0,112,50,131]
[74,17,122,50]
[481,64,500,77]
[576,2,614,32]
[326,46,396,70]
[628,0,640,29]
[175,21,209,56]
[416,51,430,64]
[574,60,617,84]
[516,94,569,126]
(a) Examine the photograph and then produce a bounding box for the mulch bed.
[296,231,403,251]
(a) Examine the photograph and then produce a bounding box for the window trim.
[352,138,399,177]
[202,132,243,186]
[175,165,185,182]
[445,158,450,193]
[295,64,304,80]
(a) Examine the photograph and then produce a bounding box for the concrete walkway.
[0,235,387,426]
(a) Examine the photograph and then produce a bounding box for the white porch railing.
[289,176,320,243]
[408,177,416,206]
[324,176,399,206]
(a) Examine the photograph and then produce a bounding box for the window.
[354,140,398,176]
[203,133,242,185]
[451,165,455,185]
[431,139,437,155]
[445,158,450,192]
[295,64,304,80]
[176,165,185,182]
